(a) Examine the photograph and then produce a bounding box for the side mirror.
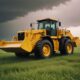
[59,22,61,26]
[30,23,32,27]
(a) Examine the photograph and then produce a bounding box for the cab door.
[50,23,57,36]
[45,23,57,36]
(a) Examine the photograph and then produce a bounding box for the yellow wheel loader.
[0,18,80,58]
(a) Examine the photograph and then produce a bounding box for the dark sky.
[0,0,80,40]
[0,0,70,22]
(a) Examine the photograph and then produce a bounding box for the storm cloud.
[0,0,70,22]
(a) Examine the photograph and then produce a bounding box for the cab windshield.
[38,22,56,30]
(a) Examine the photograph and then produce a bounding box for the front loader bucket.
[0,37,34,53]
[0,41,26,53]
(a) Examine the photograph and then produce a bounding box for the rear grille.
[18,32,25,40]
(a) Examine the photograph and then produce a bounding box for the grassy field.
[0,47,80,80]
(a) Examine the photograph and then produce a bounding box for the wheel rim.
[42,44,50,57]
[67,43,72,54]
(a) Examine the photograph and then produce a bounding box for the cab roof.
[37,18,58,23]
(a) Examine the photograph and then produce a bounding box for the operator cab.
[37,18,61,36]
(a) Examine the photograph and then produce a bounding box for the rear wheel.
[60,39,74,55]
[34,40,53,58]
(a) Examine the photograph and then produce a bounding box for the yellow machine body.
[0,30,45,53]
[0,18,80,54]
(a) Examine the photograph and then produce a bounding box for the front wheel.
[34,40,53,58]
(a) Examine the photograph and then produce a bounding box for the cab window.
[51,23,56,29]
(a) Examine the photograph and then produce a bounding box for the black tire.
[59,37,68,54]
[15,53,30,58]
[60,39,74,55]
[34,40,53,58]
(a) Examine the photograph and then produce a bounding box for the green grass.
[0,47,80,80]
